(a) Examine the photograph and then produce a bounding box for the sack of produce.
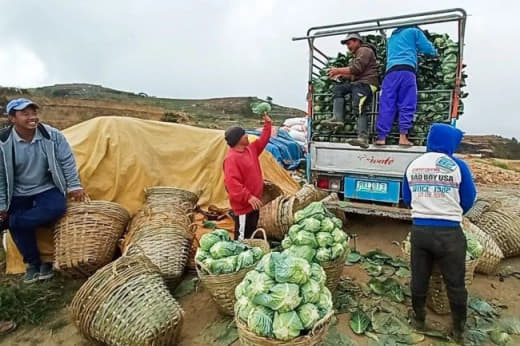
[196,229,266,315]
[281,202,349,293]
[235,252,334,345]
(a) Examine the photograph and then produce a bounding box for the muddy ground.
[2,207,519,346]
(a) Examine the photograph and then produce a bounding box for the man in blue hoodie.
[376,27,437,146]
[403,124,476,342]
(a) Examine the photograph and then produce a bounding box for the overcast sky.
[0,0,518,138]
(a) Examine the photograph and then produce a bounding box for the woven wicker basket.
[321,250,349,294]
[278,196,296,236]
[258,196,284,240]
[241,228,271,255]
[145,186,200,208]
[262,180,284,205]
[462,218,504,274]
[196,262,258,316]
[70,254,184,345]
[54,201,130,278]
[125,225,196,287]
[236,311,334,346]
[426,258,479,315]
[473,210,520,258]
[292,184,328,212]
[401,243,479,315]
[124,202,194,249]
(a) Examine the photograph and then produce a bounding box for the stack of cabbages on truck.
[195,229,264,274]
[235,252,333,341]
[312,32,467,145]
[282,202,349,263]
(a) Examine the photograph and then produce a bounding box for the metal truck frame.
[293,9,467,219]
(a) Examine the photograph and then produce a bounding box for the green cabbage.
[247,272,275,298]
[252,102,272,115]
[310,263,326,287]
[247,305,274,337]
[256,252,279,278]
[199,233,221,251]
[213,229,231,241]
[235,296,255,322]
[295,202,329,223]
[272,311,304,341]
[332,217,343,229]
[291,230,318,248]
[234,242,248,254]
[252,283,302,312]
[288,224,303,239]
[283,245,316,263]
[208,256,238,274]
[330,243,345,260]
[236,250,256,270]
[315,232,334,248]
[320,218,335,233]
[301,279,321,304]
[300,218,321,233]
[297,303,320,329]
[316,247,332,262]
[195,249,210,263]
[274,254,311,285]
[332,229,347,244]
[235,278,250,299]
[465,232,484,260]
[209,241,237,259]
[281,237,293,250]
[251,247,264,262]
[316,288,333,318]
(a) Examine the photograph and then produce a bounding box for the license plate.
[355,180,388,194]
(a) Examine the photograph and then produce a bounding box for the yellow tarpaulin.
[5,116,299,273]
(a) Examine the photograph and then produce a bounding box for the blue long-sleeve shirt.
[386,27,438,71]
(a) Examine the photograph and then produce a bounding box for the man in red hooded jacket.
[224,114,272,240]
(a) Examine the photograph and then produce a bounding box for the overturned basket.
[125,225,196,287]
[236,311,334,346]
[54,201,130,278]
[472,210,520,258]
[321,249,349,295]
[145,186,200,209]
[71,254,184,345]
[462,218,504,275]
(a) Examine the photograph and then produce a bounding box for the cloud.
[0,0,516,137]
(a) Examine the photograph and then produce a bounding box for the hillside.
[0,84,305,130]
[460,135,520,160]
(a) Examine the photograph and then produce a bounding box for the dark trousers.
[233,210,260,240]
[410,225,468,321]
[333,81,373,136]
[8,187,67,266]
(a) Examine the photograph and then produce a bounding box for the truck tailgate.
[310,142,426,178]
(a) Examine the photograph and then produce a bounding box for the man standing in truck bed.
[326,33,379,148]
[376,26,437,146]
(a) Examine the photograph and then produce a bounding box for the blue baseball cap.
[5,98,39,115]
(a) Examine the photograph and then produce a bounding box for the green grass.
[490,160,511,170]
[0,248,83,326]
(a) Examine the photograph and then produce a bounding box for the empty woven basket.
[145,186,200,210]
[125,225,195,287]
[462,218,504,274]
[473,210,520,258]
[54,201,130,278]
[71,254,184,346]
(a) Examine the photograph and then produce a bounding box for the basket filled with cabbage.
[402,230,482,314]
[235,252,334,345]
[195,229,266,315]
[281,202,350,293]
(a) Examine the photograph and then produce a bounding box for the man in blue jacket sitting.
[376,27,437,146]
[0,98,86,283]
[403,124,476,343]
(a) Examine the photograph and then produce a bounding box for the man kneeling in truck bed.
[324,33,379,148]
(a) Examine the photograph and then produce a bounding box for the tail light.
[329,177,341,191]
[317,176,329,189]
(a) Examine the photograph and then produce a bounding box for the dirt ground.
[2,183,519,346]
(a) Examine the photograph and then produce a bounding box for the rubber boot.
[410,295,426,331]
[450,304,467,345]
[322,98,345,125]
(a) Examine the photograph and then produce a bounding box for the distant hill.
[0,83,305,130]
[460,135,520,160]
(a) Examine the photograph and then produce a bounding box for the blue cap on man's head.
[5,98,39,115]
